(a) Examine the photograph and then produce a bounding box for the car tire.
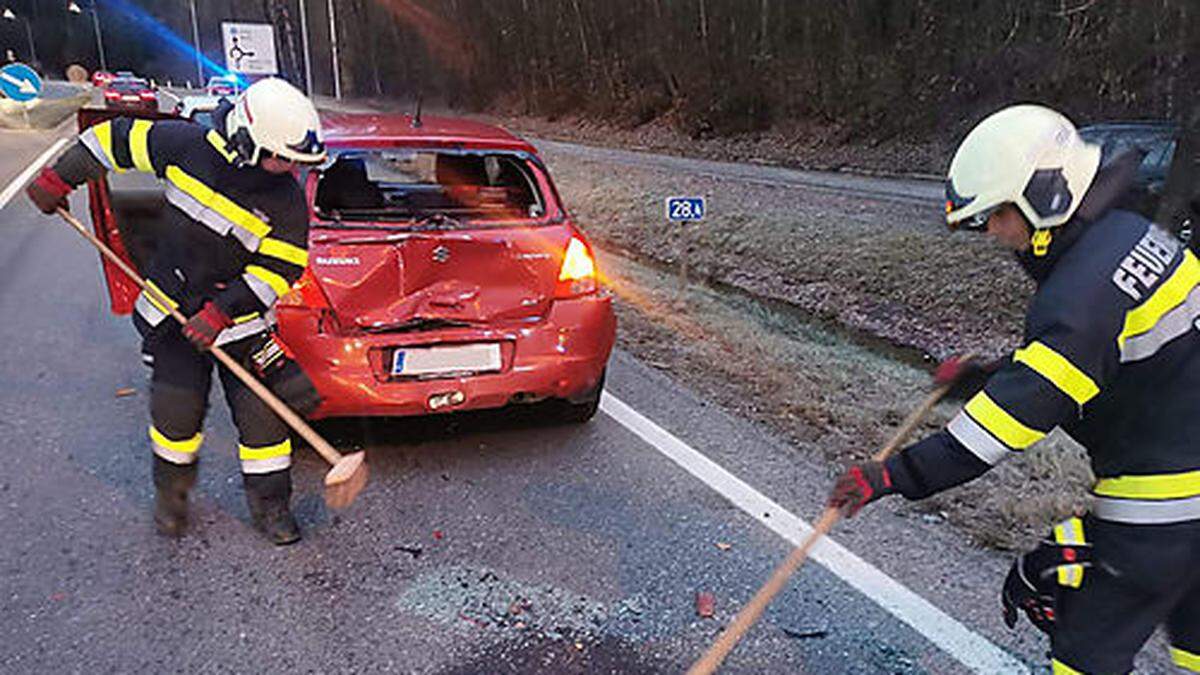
[552,369,605,424]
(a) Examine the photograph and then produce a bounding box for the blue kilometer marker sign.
[666,196,706,222]
[0,63,41,102]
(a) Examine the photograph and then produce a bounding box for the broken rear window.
[312,149,546,226]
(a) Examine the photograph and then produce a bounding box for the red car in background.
[91,70,115,87]
[81,109,616,423]
[103,77,157,111]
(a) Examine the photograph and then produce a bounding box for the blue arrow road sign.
[0,63,41,102]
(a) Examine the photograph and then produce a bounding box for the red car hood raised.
[308,228,566,331]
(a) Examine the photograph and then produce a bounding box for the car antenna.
[411,92,423,129]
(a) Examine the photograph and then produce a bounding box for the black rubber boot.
[244,469,301,546]
[153,455,197,537]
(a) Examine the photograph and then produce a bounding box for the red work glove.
[827,460,894,517]
[182,302,233,351]
[26,166,72,214]
[935,354,998,400]
[934,354,983,385]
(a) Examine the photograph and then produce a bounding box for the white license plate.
[392,343,501,377]
[122,95,139,101]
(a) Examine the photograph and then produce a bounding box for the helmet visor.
[288,130,325,159]
[948,203,1002,232]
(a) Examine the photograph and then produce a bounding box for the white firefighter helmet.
[945,104,1101,231]
[225,77,325,165]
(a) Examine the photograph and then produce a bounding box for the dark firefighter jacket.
[888,153,1200,526]
[53,109,309,348]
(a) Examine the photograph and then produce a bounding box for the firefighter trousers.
[1051,515,1200,674]
[145,326,292,475]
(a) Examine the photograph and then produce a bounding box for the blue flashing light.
[101,0,248,84]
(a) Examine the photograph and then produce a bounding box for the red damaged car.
[83,109,615,423]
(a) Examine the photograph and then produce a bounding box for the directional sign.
[0,63,41,102]
[666,196,706,222]
[221,22,278,75]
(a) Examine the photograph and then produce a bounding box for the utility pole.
[298,0,313,95]
[326,0,340,99]
[188,0,203,85]
[67,2,105,72]
[92,3,106,71]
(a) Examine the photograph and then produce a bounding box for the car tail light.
[556,236,597,299]
[104,90,119,99]
[139,91,155,100]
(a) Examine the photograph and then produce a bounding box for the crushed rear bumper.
[278,292,615,419]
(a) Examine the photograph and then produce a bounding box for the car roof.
[320,112,537,154]
[1079,120,1178,133]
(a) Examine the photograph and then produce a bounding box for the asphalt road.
[0,127,1055,673]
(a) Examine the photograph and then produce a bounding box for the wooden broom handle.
[687,381,953,675]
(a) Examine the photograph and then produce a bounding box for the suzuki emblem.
[432,245,451,263]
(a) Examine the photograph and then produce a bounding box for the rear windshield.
[311,149,546,228]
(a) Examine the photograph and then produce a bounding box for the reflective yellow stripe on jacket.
[1094,469,1200,500]
[1172,646,1200,673]
[963,392,1045,450]
[258,238,308,267]
[165,165,273,240]
[129,119,155,173]
[1118,251,1200,353]
[1013,341,1099,405]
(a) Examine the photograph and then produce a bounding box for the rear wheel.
[551,370,605,424]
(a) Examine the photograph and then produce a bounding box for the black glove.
[827,460,894,517]
[1001,553,1058,634]
[1001,537,1093,634]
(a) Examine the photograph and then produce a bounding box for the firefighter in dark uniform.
[26,77,326,545]
[827,104,1200,674]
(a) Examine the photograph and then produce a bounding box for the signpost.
[221,22,278,76]
[666,196,707,296]
[0,62,42,102]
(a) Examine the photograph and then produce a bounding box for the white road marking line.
[600,392,1030,674]
[0,137,70,213]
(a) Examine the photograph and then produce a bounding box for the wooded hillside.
[13,1,1199,139]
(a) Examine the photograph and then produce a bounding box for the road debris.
[396,565,609,640]
[432,529,444,541]
[114,387,136,398]
[396,544,423,559]
[781,626,829,640]
[715,542,732,551]
[695,591,715,618]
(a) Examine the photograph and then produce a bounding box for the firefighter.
[26,77,326,545]
[827,104,1200,674]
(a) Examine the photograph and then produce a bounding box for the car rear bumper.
[280,292,616,419]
